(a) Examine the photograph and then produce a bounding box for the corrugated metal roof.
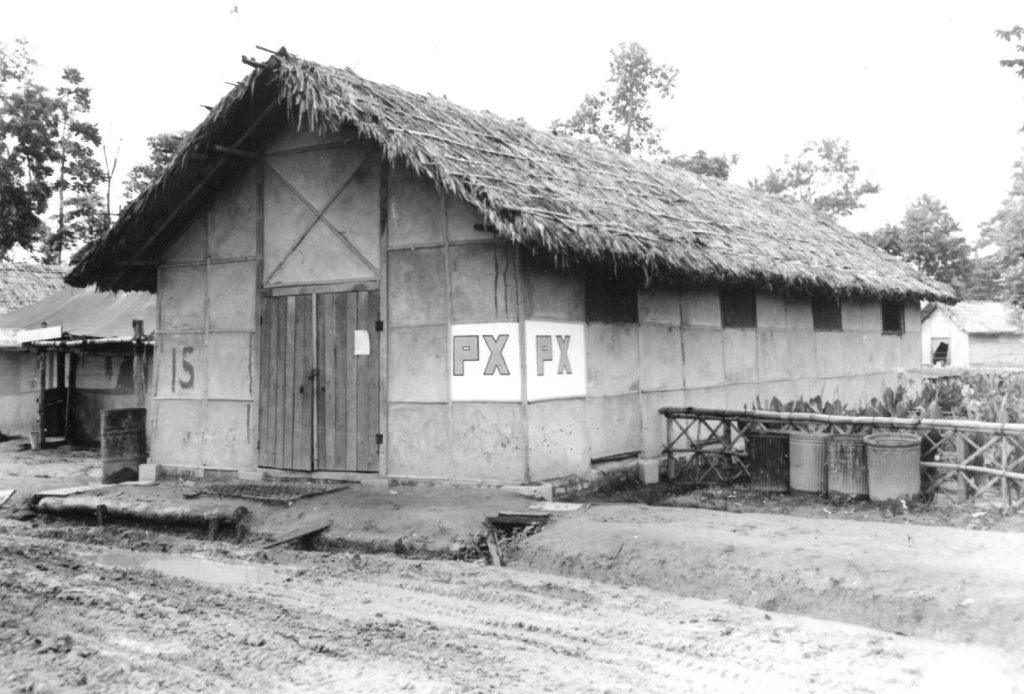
[0,286,156,339]
[939,301,1024,335]
[0,263,67,315]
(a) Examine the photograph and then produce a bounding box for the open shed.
[0,287,156,444]
[66,49,954,484]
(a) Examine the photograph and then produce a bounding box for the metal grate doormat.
[200,482,348,505]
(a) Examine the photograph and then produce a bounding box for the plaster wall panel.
[786,330,818,380]
[388,165,445,247]
[155,333,205,399]
[206,333,253,400]
[158,264,206,332]
[879,335,903,370]
[756,329,791,382]
[151,400,202,468]
[587,393,642,460]
[269,221,376,286]
[786,297,814,331]
[681,328,725,388]
[265,127,360,154]
[267,143,372,213]
[683,386,730,410]
[723,383,761,410]
[681,288,721,327]
[722,329,757,383]
[0,393,38,437]
[902,332,923,367]
[209,168,259,260]
[163,216,206,264]
[841,334,869,376]
[815,331,844,379]
[640,389,687,457]
[446,196,489,243]
[262,169,318,281]
[952,330,970,368]
[638,288,681,326]
[208,261,257,331]
[526,398,588,481]
[639,324,683,391]
[0,352,25,392]
[388,247,447,326]
[757,293,787,329]
[862,333,884,372]
[862,301,883,332]
[386,403,450,478]
[905,301,922,333]
[841,300,864,331]
[387,325,448,403]
[322,156,381,265]
[450,243,519,323]
[520,255,585,321]
[586,323,639,396]
[449,403,526,482]
[201,401,254,470]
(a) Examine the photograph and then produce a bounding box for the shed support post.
[133,320,146,408]
[36,351,46,449]
[65,352,78,443]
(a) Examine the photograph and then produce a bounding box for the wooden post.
[956,432,967,503]
[36,351,46,449]
[132,320,146,408]
[64,352,78,443]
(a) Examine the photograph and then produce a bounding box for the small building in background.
[921,301,1024,368]
[0,287,155,444]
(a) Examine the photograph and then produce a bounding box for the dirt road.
[2,527,1022,693]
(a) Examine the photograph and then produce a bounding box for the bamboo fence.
[661,407,1024,511]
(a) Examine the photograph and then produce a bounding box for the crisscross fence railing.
[661,407,1024,511]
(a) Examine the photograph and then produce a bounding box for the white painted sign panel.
[525,320,586,402]
[450,323,521,402]
[0,329,20,349]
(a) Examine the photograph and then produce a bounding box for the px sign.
[449,321,586,402]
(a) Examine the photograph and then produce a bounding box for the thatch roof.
[0,286,156,339]
[923,301,1023,335]
[0,263,67,315]
[67,49,954,301]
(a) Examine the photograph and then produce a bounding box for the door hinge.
[375,320,384,332]
[375,433,384,445]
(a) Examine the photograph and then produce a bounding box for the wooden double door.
[258,290,380,472]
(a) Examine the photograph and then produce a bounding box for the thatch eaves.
[67,50,955,302]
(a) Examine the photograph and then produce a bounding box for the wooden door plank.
[296,294,314,471]
[321,293,339,471]
[336,291,350,471]
[345,291,359,470]
[366,290,381,472]
[273,296,288,470]
[315,294,327,468]
[283,296,297,470]
[257,297,271,467]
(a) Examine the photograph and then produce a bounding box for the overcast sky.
[6,0,1024,239]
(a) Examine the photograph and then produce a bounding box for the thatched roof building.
[67,49,952,302]
[0,263,67,315]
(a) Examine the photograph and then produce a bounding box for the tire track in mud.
[1,536,1021,693]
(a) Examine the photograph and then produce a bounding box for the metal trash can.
[864,432,921,501]
[789,432,829,493]
[746,431,789,492]
[827,434,869,499]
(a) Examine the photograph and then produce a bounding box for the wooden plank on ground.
[0,489,14,507]
[261,520,333,549]
[31,484,115,505]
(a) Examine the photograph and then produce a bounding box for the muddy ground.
[2,438,1024,692]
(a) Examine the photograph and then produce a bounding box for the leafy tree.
[663,150,737,180]
[43,192,106,263]
[0,39,58,258]
[551,42,678,157]
[749,139,880,219]
[976,154,1024,304]
[45,67,103,263]
[862,195,972,292]
[997,25,1024,79]
[123,131,186,199]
